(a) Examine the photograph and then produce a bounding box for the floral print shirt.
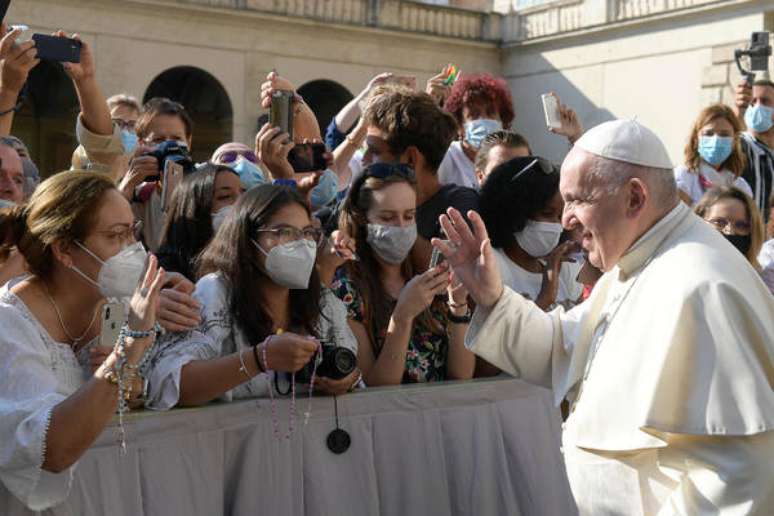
[331,269,451,383]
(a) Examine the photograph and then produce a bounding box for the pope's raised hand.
[431,208,503,309]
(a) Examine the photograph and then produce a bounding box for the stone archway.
[297,80,354,135]
[144,66,233,163]
[12,61,79,178]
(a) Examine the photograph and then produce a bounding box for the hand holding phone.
[287,142,327,173]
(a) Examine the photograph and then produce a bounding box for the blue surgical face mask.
[232,156,266,191]
[120,129,138,155]
[744,103,774,133]
[464,118,503,149]
[698,136,733,167]
[310,169,339,209]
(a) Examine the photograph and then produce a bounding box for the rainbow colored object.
[443,64,460,86]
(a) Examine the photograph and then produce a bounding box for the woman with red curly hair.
[438,73,515,189]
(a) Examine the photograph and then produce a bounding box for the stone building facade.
[7,0,774,174]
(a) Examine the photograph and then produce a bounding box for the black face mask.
[723,233,752,256]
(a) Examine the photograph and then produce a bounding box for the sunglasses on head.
[364,162,415,180]
[509,158,556,185]
[218,150,258,164]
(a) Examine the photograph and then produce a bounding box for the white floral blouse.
[0,280,96,511]
[144,273,357,410]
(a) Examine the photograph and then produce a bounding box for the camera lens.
[332,348,356,377]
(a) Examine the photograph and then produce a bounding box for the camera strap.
[327,395,351,454]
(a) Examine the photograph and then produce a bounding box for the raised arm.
[0,27,39,136]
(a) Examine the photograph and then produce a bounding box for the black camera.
[143,140,195,180]
[735,32,772,85]
[297,345,356,383]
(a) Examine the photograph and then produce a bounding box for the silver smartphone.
[429,247,445,269]
[541,93,562,130]
[161,160,184,212]
[99,302,125,348]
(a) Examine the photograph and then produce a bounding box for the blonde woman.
[675,104,752,205]
[694,186,765,269]
[0,172,164,511]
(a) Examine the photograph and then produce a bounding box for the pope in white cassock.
[432,120,774,515]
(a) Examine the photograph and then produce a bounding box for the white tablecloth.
[1,377,577,516]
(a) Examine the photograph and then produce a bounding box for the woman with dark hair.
[157,163,243,281]
[318,163,474,386]
[438,73,515,189]
[479,156,583,311]
[146,184,359,409]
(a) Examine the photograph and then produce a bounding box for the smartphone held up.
[32,34,82,63]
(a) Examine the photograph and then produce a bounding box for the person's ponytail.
[0,204,28,262]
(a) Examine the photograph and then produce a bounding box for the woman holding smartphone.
[318,163,475,386]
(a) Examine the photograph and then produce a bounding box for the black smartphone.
[288,143,327,173]
[0,1,11,26]
[270,90,294,142]
[32,34,82,63]
[750,32,771,71]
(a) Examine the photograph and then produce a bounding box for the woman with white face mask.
[145,184,360,410]
[0,172,165,511]
[157,163,243,283]
[318,163,475,386]
[479,157,584,312]
[674,103,752,206]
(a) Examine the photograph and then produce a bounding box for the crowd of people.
[0,24,772,513]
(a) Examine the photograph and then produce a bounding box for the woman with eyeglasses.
[479,156,584,312]
[694,186,765,270]
[317,163,475,386]
[211,142,267,191]
[0,172,165,510]
[145,184,359,409]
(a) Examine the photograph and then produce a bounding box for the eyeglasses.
[95,220,144,244]
[256,225,325,246]
[509,158,556,185]
[707,217,751,235]
[112,118,136,131]
[218,151,258,165]
[364,162,415,180]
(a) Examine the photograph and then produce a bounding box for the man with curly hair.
[439,73,515,189]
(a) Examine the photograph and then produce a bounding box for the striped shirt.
[740,132,774,222]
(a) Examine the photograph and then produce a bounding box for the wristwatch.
[273,179,297,189]
[447,307,472,324]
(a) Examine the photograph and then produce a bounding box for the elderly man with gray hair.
[434,119,774,514]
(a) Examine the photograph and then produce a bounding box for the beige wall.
[8,0,773,174]
[9,0,499,153]
[501,2,771,166]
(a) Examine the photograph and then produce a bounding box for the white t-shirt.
[438,141,478,190]
[674,162,753,206]
[492,247,584,310]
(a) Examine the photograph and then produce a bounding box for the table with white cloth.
[2,377,577,516]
